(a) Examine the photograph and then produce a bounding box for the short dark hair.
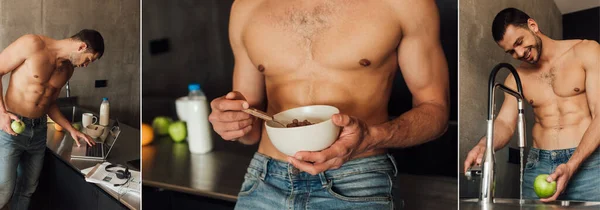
[71,29,104,58]
[492,8,531,42]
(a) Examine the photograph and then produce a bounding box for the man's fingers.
[213,119,254,133]
[288,157,326,175]
[220,125,252,140]
[547,170,562,182]
[8,114,19,121]
[73,135,81,147]
[217,111,252,122]
[4,126,17,136]
[225,91,247,100]
[215,99,249,111]
[332,114,356,127]
[295,145,346,164]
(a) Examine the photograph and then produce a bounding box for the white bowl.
[85,124,105,139]
[265,105,341,156]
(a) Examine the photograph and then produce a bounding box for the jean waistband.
[9,112,47,127]
[246,152,398,184]
[529,147,600,161]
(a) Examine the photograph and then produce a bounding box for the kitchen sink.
[461,198,600,209]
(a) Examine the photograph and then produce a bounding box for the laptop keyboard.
[86,144,103,157]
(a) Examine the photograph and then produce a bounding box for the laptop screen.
[104,119,121,149]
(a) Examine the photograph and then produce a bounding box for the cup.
[82,113,98,128]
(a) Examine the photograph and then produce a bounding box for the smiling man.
[464,8,600,201]
[0,29,101,209]
[208,0,450,209]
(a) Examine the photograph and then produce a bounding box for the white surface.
[554,0,600,14]
[266,105,341,156]
[81,162,141,195]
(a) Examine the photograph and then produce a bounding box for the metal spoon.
[242,108,286,127]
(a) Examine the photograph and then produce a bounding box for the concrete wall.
[141,0,233,124]
[0,0,140,128]
[459,0,562,198]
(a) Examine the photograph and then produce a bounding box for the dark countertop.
[45,106,141,210]
[142,133,256,202]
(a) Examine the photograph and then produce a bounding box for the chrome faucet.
[466,63,527,203]
[66,81,71,97]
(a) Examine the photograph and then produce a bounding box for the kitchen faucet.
[466,63,527,203]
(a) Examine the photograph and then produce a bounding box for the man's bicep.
[396,0,448,107]
[0,35,41,74]
[232,53,265,107]
[580,41,600,115]
[397,35,448,108]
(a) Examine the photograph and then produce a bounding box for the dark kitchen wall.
[142,0,458,177]
[563,7,600,42]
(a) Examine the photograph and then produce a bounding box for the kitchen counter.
[44,106,141,209]
[142,133,256,202]
[460,198,600,210]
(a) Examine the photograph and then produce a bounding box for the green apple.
[152,116,173,135]
[72,123,82,131]
[11,120,25,134]
[168,121,187,142]
[534,174,556,198]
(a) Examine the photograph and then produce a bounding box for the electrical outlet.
[95,80,107,88]
[149,38,170,55]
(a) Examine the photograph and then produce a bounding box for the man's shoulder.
[231,0,263,14]
[572,39,600,56]
[14,34,45,53]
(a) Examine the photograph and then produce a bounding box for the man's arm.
[229,0,265,145]
[566,40,600,171]
[542,40,600,202]
[366,0,449,149]
[0,35,42,135]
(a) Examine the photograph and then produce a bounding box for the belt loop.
[260,156,268,181]
[387,153,398,177]
[318,172,328,187]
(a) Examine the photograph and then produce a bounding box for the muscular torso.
[517,40,593,150]
[5,36,73,118]
[242,0,401,161]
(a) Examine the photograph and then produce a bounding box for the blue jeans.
[523,147,600,201]
[235,152,399,210]
[0,115,47,210]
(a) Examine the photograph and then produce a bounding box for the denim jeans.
[0,115,47,210]
[523,147,600,201]
[235,152,399,210]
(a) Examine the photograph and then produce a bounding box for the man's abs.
[531,95,592,150]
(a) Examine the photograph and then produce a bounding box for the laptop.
[71,119,122,160]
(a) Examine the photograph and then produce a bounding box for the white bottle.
[186,83,213,154]
[99,98,110,126]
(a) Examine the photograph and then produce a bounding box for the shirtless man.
[209,0,449,209]
[464,8,600,202]
[0,29,101,209]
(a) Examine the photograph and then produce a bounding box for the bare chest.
[243,0,401,75]
[521,57,586,107]
[15,52,73,89]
